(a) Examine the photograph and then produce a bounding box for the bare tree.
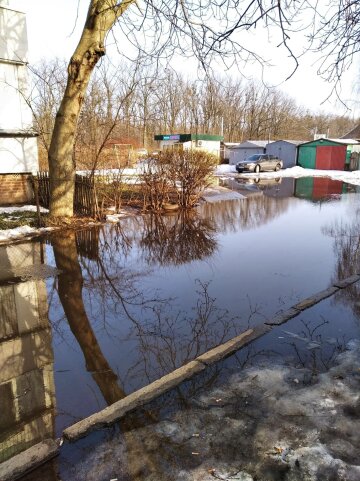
[312,1,360,88]
[48,0,135,220]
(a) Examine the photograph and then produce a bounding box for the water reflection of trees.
[198,195,292,233]
[140,211,217,265]
[126,280,242,384]
[322,200,360,319]
[50,232,247,481]
[50,228,246,392]
[53,233,126,406]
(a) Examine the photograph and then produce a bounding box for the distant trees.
[30,57,358,172]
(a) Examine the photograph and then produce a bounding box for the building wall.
[266,141,298,169]
[0,6,39,180]
[0,137,38,173]
[160,139,221,157]
[297,145,316,169]
[0,173,33,204]
[190,139,221,156]
[315,145,346,170]
[0,4,28,63]
[223,143,241,162]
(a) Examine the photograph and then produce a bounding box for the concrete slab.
[333,275,360,289]
[293,286,339,311]
[265,308,300,325]
[196,325,271,365]
[0,439,58,481]
[63,360,205,441]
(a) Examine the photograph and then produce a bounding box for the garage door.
[298,146,316,169]
[315,145,346,170]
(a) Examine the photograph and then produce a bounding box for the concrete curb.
[265,308,300,326]
[64,325,272,441]
[0,439,59,481]
[196,325,271,365]
[292,286,339,311]
[333,274,360,288]
[63,360,206,441]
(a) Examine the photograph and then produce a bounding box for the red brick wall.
[0,174,34,205]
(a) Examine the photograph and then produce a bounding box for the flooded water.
[1,177,360,480]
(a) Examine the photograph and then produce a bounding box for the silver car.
[236,154,283,173]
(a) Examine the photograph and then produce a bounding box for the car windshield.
[246,154,262,161]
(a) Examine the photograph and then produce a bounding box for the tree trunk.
[48,0,135,219]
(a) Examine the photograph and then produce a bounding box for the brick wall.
[0,173,34,205]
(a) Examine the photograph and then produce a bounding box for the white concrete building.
[0,2,38,203]
[154,134,223,158]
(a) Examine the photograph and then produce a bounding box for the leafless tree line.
[29,58,358,170]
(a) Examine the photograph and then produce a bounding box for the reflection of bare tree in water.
[283,318,347,382]
[53,233,125,405]
[53,232,161,479]
[198,194,292,233]
[323,210,360,318]
[51,232,245,480]
[126,280,241,385]
[140,210,217,265]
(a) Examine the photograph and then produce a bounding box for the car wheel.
[274,164,281,172]
[255,164,260,173]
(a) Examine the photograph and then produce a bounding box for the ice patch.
[56,339,360,481]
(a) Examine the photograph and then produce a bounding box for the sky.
[6,0,360,117]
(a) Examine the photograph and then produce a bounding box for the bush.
[140,150,217,211]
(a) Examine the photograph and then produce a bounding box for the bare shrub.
[140,158,172,211]
[161,150,218,208]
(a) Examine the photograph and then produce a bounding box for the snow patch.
[0,205,49,214]
[106,212,129,223]
[215,164,237,175]
[0,225,54,243]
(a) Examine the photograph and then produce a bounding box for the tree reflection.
[322,206,360,319]
[53,232,125,405]
[140,210,217,265]
[126,280,241,385]
[198,194,292,233]
[52,232,231,480]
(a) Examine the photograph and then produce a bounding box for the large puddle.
[1,177,360,479]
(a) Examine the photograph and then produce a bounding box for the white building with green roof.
[154,134,223,158]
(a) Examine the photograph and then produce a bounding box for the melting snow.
[0,225,54,243]
[0,205,48,214]
[60,340,360,481]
